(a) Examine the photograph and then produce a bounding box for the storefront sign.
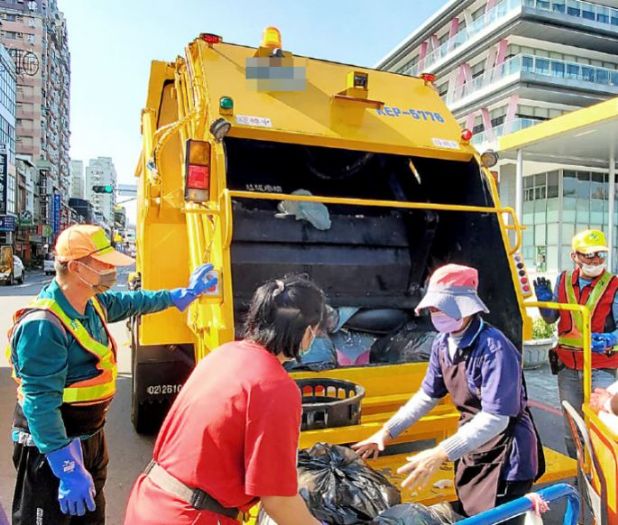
[0,215,16,232]
[0,151,7,215]
[52,194,61,234]
[18,210,33,225]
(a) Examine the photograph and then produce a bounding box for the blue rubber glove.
[592,333,618,354]
[533,277,553,302]
[46,438,96,516]
[170,263,218,312]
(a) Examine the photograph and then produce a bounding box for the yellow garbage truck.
[131,27,575,506]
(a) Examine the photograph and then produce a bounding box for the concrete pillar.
[516,149,524,222]
[609,142,616,271]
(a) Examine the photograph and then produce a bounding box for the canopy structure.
[499,97,618,268]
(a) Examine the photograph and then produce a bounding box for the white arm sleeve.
[440,411,509,461]
[383,390,439,438]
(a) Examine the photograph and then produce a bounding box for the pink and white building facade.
[378,0,618,274]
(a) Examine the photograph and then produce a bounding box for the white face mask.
[581,262,606,278]
[300,326,317,356]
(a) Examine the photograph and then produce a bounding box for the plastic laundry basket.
[296,378,365,431]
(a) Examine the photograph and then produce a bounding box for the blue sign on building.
[0,215,16,232]
[52,193,61,234]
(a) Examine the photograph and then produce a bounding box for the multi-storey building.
[85,157,116,227]
[0,0,70,249]
[0,43,16,248]
[15,155,37,262]
[69,159,84,199]
[378,0,618,274]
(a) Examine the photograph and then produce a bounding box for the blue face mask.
[430,311,465,334]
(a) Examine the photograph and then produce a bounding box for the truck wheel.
[131,357,174,435]
[131,394,171,435]
[130,330,174,435]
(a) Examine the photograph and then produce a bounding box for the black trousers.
[12,431,109,525]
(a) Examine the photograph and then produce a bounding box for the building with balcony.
[0,0,70,239]
[378,0,618,274]
[0,43,16,249]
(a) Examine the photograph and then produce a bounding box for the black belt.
[144,461,242,520]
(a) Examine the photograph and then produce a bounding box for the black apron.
[439,335,545,517]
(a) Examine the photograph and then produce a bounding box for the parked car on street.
[1,254,25,285]
[43,253,55,276]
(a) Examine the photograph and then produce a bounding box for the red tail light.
[187,165,209,189]
[200,33,222,45]
[185,140,211,202]
[421,72,436,84]
[461,129,473,142]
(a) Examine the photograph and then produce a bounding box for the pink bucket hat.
[415,264,489,320]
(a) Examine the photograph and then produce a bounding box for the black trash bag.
[370,322,436,364]
[297,442,401,525]
[370,504,444,525]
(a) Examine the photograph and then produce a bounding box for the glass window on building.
[536,246,547,273]
[552,60,565,78]
[597,6,610,23]
[562,222,575,243]
[546,245,559,271]
[552,0,566,13]
[547,195,560,222]
[547,170,559,198]
[596,68,610,85]
[561,246,573,269]
[582,66,595,82]
[575,171,590,224]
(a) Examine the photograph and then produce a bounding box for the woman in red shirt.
[124,275,324,525]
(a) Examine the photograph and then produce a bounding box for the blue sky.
[59,0,441,219]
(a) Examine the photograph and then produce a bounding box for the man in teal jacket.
[8,224,216,525]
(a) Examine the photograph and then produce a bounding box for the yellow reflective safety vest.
[7,296,118,405]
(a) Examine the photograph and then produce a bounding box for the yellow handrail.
[526,301,592,403]
[500,207,524,255]
[227,189,511,215]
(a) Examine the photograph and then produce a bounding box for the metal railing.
[471,118,540,146]
[448,54,618,105]
[524,0,618,27]
[407,0,618,76]
[459,483,580,525]
[407,0,521,75]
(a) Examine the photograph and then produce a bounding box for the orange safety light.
[261,26,282,49]
[185,140,211,202]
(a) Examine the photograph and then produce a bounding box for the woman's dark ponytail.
[243,275,325,360]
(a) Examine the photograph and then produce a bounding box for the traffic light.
[92,184,113,194]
